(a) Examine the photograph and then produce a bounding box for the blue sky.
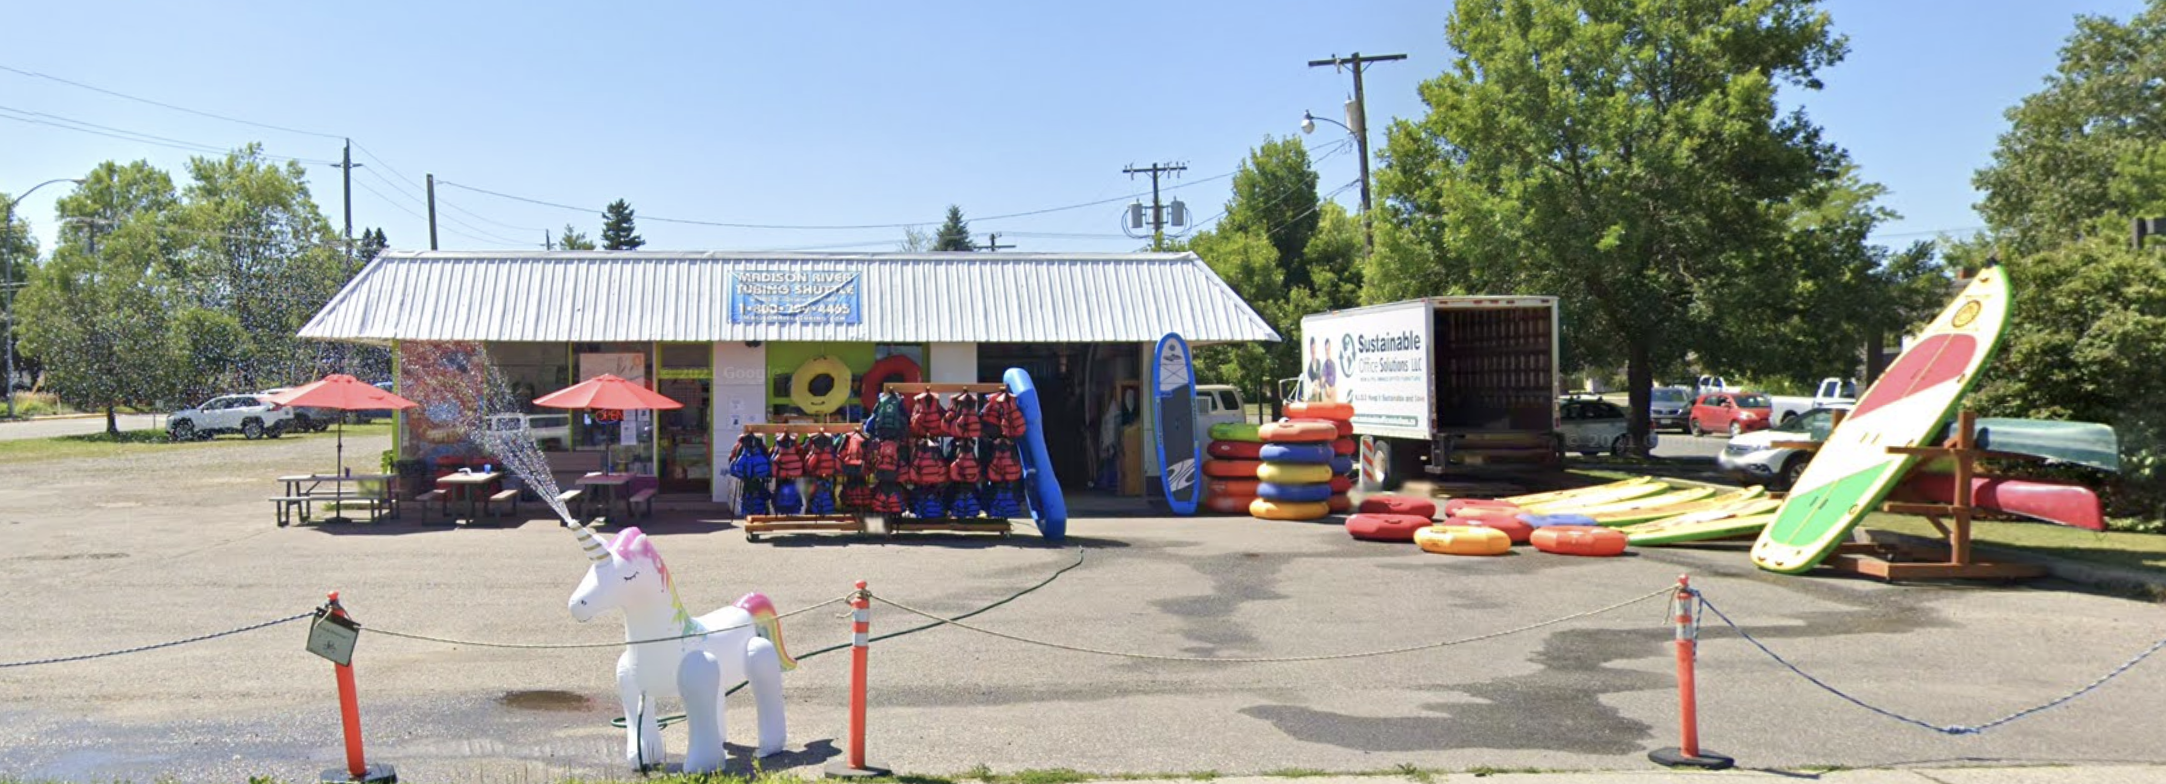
[1,1,2150,256]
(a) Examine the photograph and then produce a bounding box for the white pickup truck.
[1769,377,1857,426]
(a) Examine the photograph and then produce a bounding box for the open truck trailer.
[1293,296,1560,485]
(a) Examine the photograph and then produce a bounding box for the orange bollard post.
[1649,575,1732,770]
[826,581,889,778]
[315,592,396,783]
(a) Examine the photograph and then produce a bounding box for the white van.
[1195,385,1246,432]
[486,412,572,450]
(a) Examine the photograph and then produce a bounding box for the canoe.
[1500,476,1654,506]
[1585,487,1768,526]
[1891,474,2106,531]
[1520,481,1670,513]
[1924,418,2120,473]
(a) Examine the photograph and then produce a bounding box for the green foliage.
[933,205,974,251]
[1373,0,1904,444]
[1219,136,1320,282]
[900,225,933,252]
[355,227,388,262]
[601,198,644,250]
[1968,238,2166,525]
[1974,2,2166,256]
[171,145,347,390]
[558,223,597,250]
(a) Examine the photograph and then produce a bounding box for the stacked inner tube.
[1250,418,1339,521]
[1202,422,1264,514]
[1284,401,1359,514]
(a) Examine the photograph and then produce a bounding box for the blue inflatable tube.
[1257,442,1334,464]
[1329,455,1355,475]
[1257,481,1333,502]
[1004,368,1068,541]
[1518,513,1598,528]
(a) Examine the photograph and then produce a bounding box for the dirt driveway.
[4,434,2165,783]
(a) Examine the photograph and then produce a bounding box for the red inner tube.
[860,354,924,410]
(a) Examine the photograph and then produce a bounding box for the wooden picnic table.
[575,472,638,522]
[272,473,394,526]
[435,470,504,525]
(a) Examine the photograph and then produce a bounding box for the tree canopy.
[932,205,973,251]
[558,223,596,250]
[601,199,644,250]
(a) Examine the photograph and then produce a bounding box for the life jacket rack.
[739,422,867,541]
[878,382,1020,538]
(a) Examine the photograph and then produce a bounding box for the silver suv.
[1718,404,1851,490]
[167,394,297,441]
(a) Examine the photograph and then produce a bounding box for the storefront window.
[484,342,572,450]
[658,343,712,493]
[572,342,655,474]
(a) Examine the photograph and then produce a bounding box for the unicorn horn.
[571,522,611,563]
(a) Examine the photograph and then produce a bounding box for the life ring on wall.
[790,356,854,415]
[859,354,923,409]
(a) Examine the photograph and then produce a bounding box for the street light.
[3,177,85,419]
[1302,100,1375,252]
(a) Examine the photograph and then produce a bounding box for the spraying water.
[467,348,580,526]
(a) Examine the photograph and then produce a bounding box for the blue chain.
[1699,595,2166,736]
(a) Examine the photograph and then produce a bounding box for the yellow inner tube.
[1414,525,1512,556]
[790,356,854,415]
[1256,462,1334,484]
[1248,498,1331,520]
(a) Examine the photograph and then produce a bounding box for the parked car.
[486,412,572,450]
[167,393,297,441]
[1720,404,1851,490]
[1648,386,1693,432]
[1688,391,1775,437]
[1195,384,1247,434]
[261,387,335,432]
[1769,377,1859,426]
[1694,375,1734,397]
[1560,394,1657,455]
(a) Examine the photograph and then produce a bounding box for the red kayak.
[1892,475,2105,531]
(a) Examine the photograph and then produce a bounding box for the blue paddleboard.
[1152,333,1201,516]
[1004,367,1068,541]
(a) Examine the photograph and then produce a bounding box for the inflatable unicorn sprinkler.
[566,523,795,772]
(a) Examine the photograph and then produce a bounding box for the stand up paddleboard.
[1153,333,1201,516]
[1752,265,2013,573]
[1004,367,1069,542]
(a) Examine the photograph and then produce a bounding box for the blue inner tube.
[1519,513,1597,528]
[1257,481,1333,502]
[1257,442,1334,464]
[1329,455,1355,475]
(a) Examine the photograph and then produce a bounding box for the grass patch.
[1007,770,1092,784]
[0,421,395,466]
[1260,769,1331,779]
[1864,512,2166,573]
[1464,766,1545,778]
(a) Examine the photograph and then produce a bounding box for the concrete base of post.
[320,763,397,783]
[824,758,891,778]
[1649,747,1733,770]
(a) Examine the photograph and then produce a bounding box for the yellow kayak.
[1500,476,1653,506]
[1586,487,1768,526]
[1546,486,1719,516]
[1626,512,1778,546]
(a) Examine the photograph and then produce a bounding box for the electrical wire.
[0,106,337,166]
[0,63,345,141]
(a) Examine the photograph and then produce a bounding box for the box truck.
[1294,296,1561,485]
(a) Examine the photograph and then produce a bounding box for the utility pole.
[425,173,439,250]
[545,230,554,250]
[1123,162,1187,251]
[1309,51,1406,254]
[975,233,1014,252]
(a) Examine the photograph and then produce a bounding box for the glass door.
[658,343,712,494]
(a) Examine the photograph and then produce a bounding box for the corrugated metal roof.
[298,251,1280,344]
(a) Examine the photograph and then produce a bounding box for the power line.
[1869,225,1986,240]
[0,107,336,166]
[352,178,510,247]
[0,63,345,140]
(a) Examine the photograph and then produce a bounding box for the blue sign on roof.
[728,269,861,325]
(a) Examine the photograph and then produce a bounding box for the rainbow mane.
[735,593,798,670]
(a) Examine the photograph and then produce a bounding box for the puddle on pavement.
[498,690,594,711]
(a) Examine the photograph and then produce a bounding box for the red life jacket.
[772,434,806,479]
[841,478,875,511]
[908,391,949,438]
[839,432,867,472]
[985,437,1025,483]
[949,439,984,483]
[873,482,907,513]
[983,391,1027,438]
[805,434,840,478]
[870,439,901,474]
[945,392,985,439]
[907,440,948,486]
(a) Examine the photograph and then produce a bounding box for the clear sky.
[1,1,2151,257]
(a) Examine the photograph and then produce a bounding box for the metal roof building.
[300,251,1279,344]
[303,250,1274,503]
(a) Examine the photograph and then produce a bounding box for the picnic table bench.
[271,474,395,527]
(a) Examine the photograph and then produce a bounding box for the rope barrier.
[364,594,854,650]
[871,584,1675,663]
[1700,595,2166,736]
[0,612,314,668]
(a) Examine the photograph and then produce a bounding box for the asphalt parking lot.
[4,433,2165,783]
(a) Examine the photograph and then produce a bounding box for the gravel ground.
[4,433,2166,783]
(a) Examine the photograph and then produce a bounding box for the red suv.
[1690,392,1774,437]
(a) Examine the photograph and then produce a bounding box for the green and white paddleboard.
[1626,511,1777,546]
[1751,265,2013,573]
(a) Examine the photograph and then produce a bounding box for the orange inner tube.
[1208,441,1264,460]
[1327,494,1351,513]
[1285,401,1355,421]
[1530,525,1629,556]
[1208,479,1260,497]
[1470,516,1534,544]
[1203,459,1263,478]
[1260,420,1338,443]
[859,354,924,410]
[1333,438,1357,456]
[1205,493,1257,514]
[1357,495,1437,518]
[1290,417,1354,437]
[1345,512,1430,541]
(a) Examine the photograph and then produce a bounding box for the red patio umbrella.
[532,374,683,411]
[268,374,419,523]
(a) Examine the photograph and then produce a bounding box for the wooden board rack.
[882,382,1007,394]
